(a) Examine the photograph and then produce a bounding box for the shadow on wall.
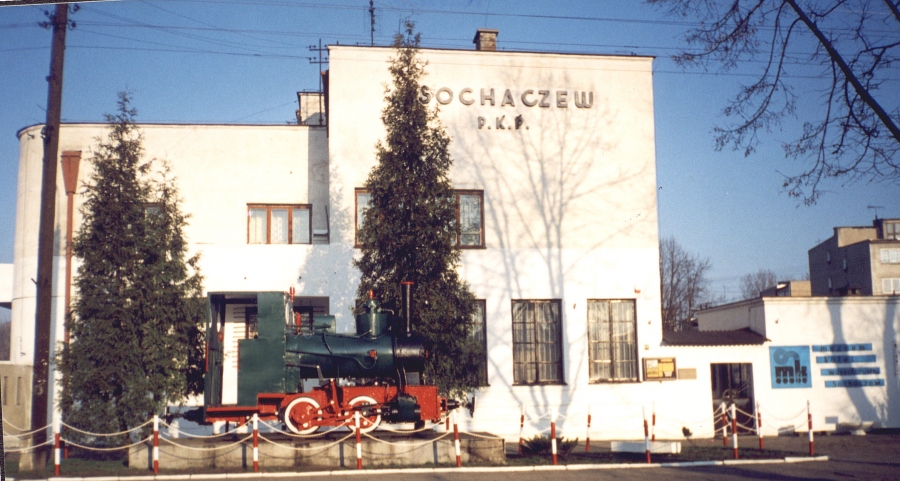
[447,67,658,424]
[825,300,899,427]
[291,143,358,333]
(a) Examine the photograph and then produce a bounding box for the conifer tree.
[355,23,482,399]
[57,93,204,442]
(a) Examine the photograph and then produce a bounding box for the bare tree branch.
[650,0,900,203]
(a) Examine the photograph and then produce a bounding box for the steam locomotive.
[200,282,459,433]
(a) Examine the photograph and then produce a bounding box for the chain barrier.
[3,438,54,453]
[62,436,152,452]
[759,406,807,422]
[2,417,42,433]
[158,420,233,439]
[377,425,434,434]
[61,419,152,437]
[462,431,504,440]
[258,432,355,452]
[38,399,824,475]
[1,422,51,438]
[258,419,347,437]
[159,434,253,451]
[733,405,753,417]
[362,430,451,447]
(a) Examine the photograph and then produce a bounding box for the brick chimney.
[473,29,499,51]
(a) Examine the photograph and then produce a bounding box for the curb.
[36,456,830,480]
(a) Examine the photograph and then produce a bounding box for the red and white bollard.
[756,401,764,450]
[643,406,651,464]
[252,413,259,472]
[651,402,656,442]
[54,422,61,476]
[731,403,738,459]
[807,400,815,456]
[518,405,525,454]
[355,411,363,470]
[585,406,592,453]
[452,410,462,467]
[721,403,728,447]
[153,414,160,474]
[550,409,558,466]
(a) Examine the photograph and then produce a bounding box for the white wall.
[13,122,335,429]
[695,297,900,434]
[328,46,664,439]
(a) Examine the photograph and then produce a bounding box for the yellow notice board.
[643,358,677,380]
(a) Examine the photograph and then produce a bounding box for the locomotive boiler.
[201,283,458,433]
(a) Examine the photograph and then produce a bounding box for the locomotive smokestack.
[401,281,413,337]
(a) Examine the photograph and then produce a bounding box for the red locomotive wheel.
[347,395,381,433]
[283,397,322,435]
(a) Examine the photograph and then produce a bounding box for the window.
[245,307,258,339]
[144,203,162,217]
[468,300,488,386]
[454,191,484,248]
[883,278,900,295]
[354,189,484,248]
[885,222,900,240]
[512,300,563,384]
[881,248,900,264]
[588,299,638,382]
[247,204,311,244]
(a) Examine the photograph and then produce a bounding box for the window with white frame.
[883,278,900,295]
[881,248,900,264]
[454,191,484,248]
[587,299,638,382]
[885,222,900,240]
[248,204,311,244]
[355,189,372,246]
[355,189,484,248]
[512,299,563,385]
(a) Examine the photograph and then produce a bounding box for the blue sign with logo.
[770,346,811,389]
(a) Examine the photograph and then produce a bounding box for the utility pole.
[308,39,329,125]
[23,2,69,471]
[369,0,375,46]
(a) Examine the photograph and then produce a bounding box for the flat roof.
[663,328,768,347]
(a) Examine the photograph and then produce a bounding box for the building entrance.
[710,363,755,434]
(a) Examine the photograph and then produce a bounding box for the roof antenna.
[868,205,884,221]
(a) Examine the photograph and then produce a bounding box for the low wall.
[128,432,505,470]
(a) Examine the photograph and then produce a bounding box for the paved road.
[239,434,900,481]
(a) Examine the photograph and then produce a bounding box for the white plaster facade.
[694,297,900,434]
[9,40,899,442]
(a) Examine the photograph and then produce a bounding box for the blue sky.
[1,0,897,301]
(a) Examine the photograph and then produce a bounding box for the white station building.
[6,30,899,441]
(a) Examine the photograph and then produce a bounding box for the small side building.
[693,294,900,432]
